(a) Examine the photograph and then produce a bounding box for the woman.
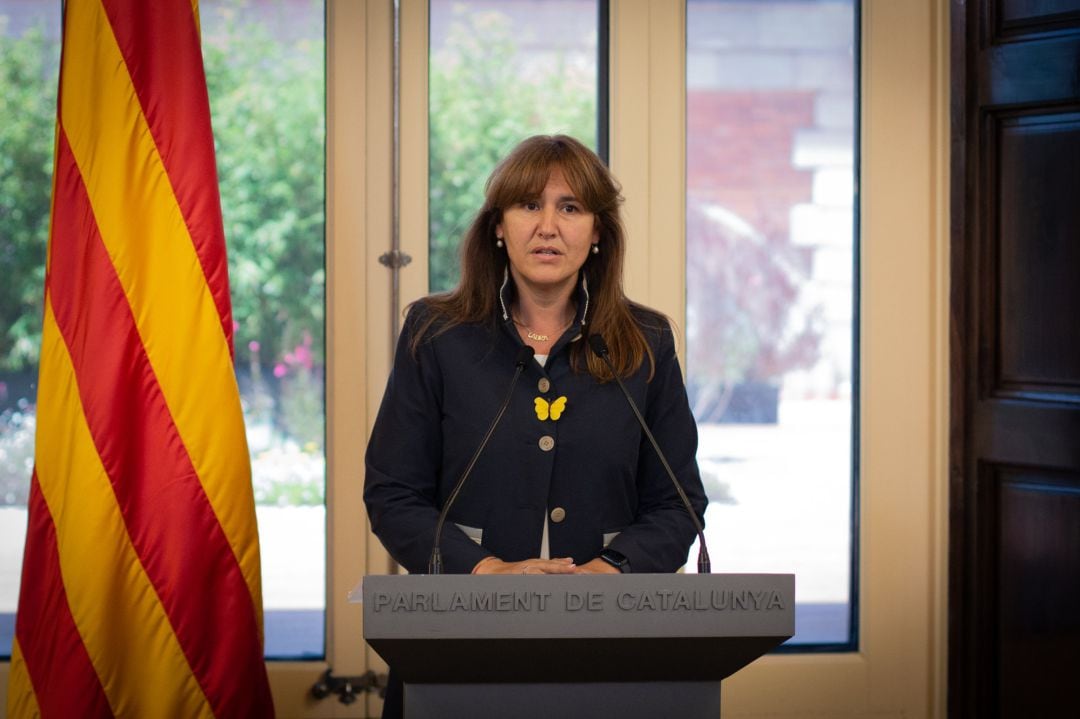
[365,133,705,574]
[365,133,706,716]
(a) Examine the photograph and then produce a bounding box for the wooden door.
[950,1,1080,716]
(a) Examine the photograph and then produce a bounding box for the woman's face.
[496,168,598,299]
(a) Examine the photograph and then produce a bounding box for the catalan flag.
[6,1,274,716]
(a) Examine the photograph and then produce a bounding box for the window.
[201,0,327,660]
[685,0,858,648]
[0,1,61,660]
[428,0,603,292]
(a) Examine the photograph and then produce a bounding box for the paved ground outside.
[691,399,852,606]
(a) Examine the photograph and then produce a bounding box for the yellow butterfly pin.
[534,396,568,421]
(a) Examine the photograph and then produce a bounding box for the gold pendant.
[527,330,549,342]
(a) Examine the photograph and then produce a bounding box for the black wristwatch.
[599,548,630,573]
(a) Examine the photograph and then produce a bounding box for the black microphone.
[588,333,711,573]
[428,344,535,574]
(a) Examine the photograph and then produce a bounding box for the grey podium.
[362,573,794,718]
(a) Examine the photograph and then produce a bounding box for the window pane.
[201,0,326,660]
[0,1,62,659]
[429,0,600,292]
[0,1,327,661]
[685,0,857,648]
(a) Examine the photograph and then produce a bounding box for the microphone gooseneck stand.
[428,344,535,574]
[588,333,711,574]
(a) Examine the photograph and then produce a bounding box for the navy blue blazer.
[364,285,707,575]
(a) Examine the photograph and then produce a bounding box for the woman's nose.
[537,207,557,237]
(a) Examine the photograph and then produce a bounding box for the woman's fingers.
[523,558,576,574]
[474,557,576,574]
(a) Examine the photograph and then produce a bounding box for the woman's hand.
[472,556,576,575]
[573,558,621,574]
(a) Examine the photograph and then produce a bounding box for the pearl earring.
[591,244,600,255]
[496,238,504,248]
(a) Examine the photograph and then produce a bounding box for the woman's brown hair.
[412,134,664,381]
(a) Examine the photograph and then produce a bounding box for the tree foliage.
[0,21,57,374]
[686,199,823,421]
[428,9,597,291]
[201,1,325,371]
[0,4,325,378]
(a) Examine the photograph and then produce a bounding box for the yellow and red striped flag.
[6,1,274,716]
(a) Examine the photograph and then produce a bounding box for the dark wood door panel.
[995,467,1080,717]
[976,402,1080,466]
[994,111,1080,395]
[995,1,1080,40]
[980,38,1080,105]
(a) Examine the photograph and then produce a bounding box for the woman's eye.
[524,201,540,211]
[562,204,580,214]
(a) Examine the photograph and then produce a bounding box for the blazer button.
[538,435,555,451]
[538,377,551,393]
[550,507,566,523]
